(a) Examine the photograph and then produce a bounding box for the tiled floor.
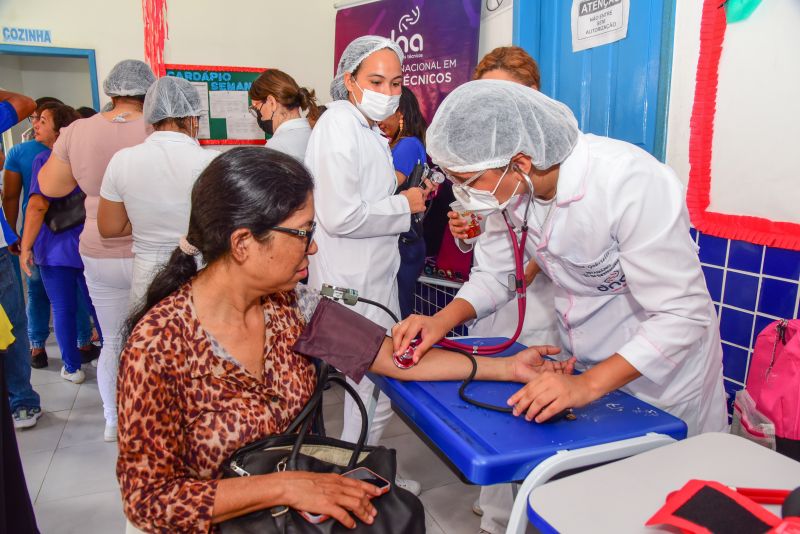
[17,340,483,533]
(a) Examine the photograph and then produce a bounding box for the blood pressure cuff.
[292,297,386,384]
[646,480,781,533]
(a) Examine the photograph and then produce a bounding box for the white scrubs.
[100,131,218,306]
[305,100,411,445]
[266,117,312,162]
[458,133,728,436]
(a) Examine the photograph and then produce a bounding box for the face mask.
[353,81,400,122]
[452,164,520,215]
[256,108,275,137]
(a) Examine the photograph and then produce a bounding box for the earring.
[399,117,405,135]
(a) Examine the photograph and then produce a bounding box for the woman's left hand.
[20,248,34,277]
[507,373,597,423]
[508,346,576,383]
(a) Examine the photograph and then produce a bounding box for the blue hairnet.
[427,80,579,173]
[103,60,156,97]
[330,36,404,101]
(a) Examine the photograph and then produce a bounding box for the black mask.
[256,109,276,137]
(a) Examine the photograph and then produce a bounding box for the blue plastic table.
[368,337,688,534]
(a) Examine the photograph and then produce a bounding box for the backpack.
[741,319,800,460]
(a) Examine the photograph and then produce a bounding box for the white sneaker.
[472,498,484,516]
[104,424,118,442]
[395,477,422,496]
[60,366,86,384]
[91,357,99,368]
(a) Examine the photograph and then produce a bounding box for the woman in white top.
[97,76,218,307]
[394,80,727,437]
[248,69,320,161]
[305,36,428,462]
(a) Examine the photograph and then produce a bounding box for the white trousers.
[81,256,133,426]
[129,255,168,310]
[340,376,394,446]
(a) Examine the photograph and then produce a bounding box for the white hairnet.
[427,80,580,173]
[330,35,404,101]
[144,76,204,124]
[103,59,156,97]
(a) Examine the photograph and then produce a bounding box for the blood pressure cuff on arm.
[292,298,386,384]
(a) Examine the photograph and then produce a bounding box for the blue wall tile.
[721,343,748,383]
[702,266,724,303]
[698,233,728,266]
[689,227,698,242]
[727,240,763,274]
[763,247,800,280]
[757,278,798,318]
[722,271,759,311]
[719,307,754,348]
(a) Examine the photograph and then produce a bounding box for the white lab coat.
[305,100,411,446]
[456,133,727,436]
[305,100,410,331]
[100,131,218,305]
[459,211,560,346]
[266,117,312,162]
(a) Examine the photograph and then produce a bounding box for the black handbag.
[219,364,425,534]
[43,190,86,233]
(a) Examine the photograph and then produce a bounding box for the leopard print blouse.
[116,282,316,533]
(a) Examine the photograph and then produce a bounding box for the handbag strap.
[287,371,370,471]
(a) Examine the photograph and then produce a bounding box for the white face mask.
[353,81,400,121]
[452,164,521,215]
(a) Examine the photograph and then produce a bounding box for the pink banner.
[334,0,481,122]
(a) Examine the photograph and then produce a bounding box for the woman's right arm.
[39,137,79,198]
[19,195,48,276]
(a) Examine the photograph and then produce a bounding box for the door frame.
[0,44,100,110]
[512,0,676,162]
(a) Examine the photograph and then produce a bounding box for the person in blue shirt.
[0,87,40,534]
[2,100,98,369]
[378,87,430,318]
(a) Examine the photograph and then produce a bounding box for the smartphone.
[343,467,391,495]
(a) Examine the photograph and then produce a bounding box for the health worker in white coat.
[97,76,218,307]
[305,37,429,455]
[393,80,727,437]
[248,69,321,161]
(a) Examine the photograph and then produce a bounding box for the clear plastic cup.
[450,200,487,244]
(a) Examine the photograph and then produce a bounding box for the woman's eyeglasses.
[270,221,316,252]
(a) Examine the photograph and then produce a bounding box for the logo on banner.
[391,6,424,56]
[398,6,421,32]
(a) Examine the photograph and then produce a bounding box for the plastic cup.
[450,200,487,244]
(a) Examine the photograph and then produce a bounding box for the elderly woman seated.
[116,147,572,532]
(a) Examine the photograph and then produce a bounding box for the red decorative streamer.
[687,0,800,250]
[142,0,169,77]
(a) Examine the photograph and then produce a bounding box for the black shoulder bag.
[43,190,86,233]
[219,362,425,534]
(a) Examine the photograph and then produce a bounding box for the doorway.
[0,44,99,149]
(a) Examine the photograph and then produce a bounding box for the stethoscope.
[394,166,536,365]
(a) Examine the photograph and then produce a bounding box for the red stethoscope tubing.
[437,210,528,355]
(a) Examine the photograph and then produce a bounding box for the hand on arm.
[97,198,132,238]
[390,298,477,362]
[19,195,49,276]
[507,353,641,423]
